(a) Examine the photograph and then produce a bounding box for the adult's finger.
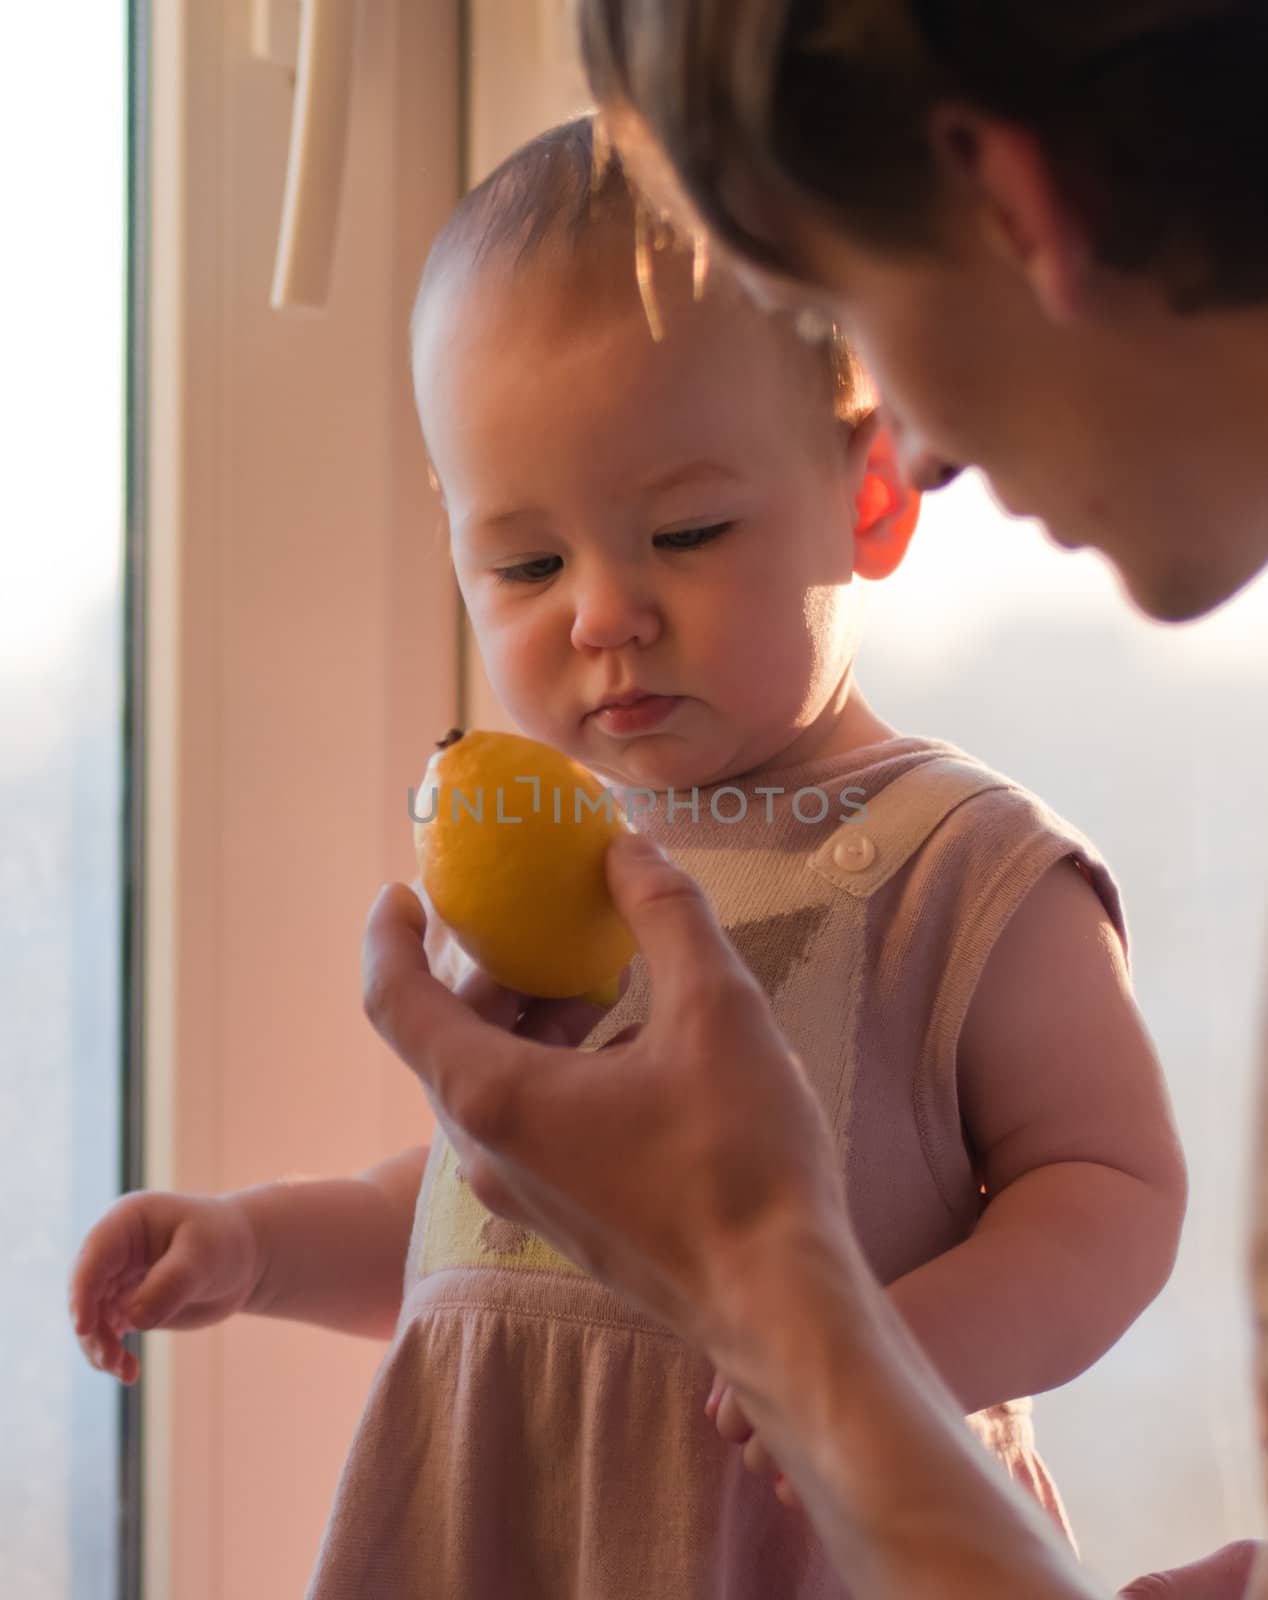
[363,884,539,1138]
[409,870,624,1046]
[1118,1540,1261,1598]
[453,965,613,1050]
[517,992,613,1046]
[605,834,753,1014]
[366,854,837,1341]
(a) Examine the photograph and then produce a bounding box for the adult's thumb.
[605,834,742,1006]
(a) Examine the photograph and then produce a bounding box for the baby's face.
[415,249,867,791]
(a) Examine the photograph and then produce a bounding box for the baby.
[71,119,1187,1598]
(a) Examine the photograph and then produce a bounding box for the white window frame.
[143,3,460,1592]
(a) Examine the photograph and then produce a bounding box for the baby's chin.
[581,735,749,797]
[509,709,750,793]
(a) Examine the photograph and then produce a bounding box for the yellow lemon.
[413,729,636,1004]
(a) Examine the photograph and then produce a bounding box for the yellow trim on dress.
[416,1137,584,1279]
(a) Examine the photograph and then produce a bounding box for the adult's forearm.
[888,1162,1180,1416]
[707,1219,1105,1600]
[239,1145,427,1339]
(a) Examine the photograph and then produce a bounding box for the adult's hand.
[364,838,1103,1600]
[1118,1542,1261,1598]
[361,832,844,1344]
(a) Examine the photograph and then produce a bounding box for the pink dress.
[309,737,1125,1597]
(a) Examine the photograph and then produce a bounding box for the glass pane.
[862,473,1268,1589]
[0,3,129,1596]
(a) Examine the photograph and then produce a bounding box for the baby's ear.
[847,419,920,582]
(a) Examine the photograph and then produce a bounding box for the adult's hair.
[419,115,631,281]
[579,0,1268,311]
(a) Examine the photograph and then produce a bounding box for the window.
[0,3,133,1595]
[863,474,1268,1587]
[137,5,459,1591]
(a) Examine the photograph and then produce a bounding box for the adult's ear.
[851,423,920,582]
[928,106,1092,324]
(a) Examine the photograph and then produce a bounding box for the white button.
[832,833,876,872]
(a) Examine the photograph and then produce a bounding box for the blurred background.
[861,476,1268,1588]
[3,3,1265,1596]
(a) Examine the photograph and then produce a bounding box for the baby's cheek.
[708,616,814,713]
[480,616,571,739]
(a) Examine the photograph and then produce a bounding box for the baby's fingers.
[78,1236,200,1384]
[68,1217,138,1338]
[741,1431,782,1483]
[743,1431,803,1508]
[75,1300,140,1385]
[715,1385,799,1508]
[69,1228,145,1382]
[125,1235,202,1331]
[773,1474,803,1511]
[714,1384,755,1446]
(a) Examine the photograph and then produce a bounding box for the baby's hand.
[68,1191,262,1384]
[706,1373,802,1510]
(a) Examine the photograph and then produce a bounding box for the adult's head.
[579,0,1268,621]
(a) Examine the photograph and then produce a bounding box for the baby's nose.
[570,572,660,652]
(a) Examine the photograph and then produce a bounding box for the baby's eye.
[494,555,563,585]
[654,521,733,553]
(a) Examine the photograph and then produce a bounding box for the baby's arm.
[887,858,1187,1415]
[70,1144,428,1382]
[237,1142,428,1338]
[712,859,1186,1487]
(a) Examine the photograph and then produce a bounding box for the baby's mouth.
[588,693,682,737]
